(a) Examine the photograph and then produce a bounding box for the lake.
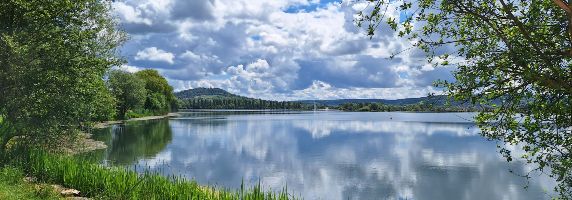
[92,111,555,200]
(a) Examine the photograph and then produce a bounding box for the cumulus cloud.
[113,2,152,25]
[134,47,175,64]
[112,0,458,99]
[290,80,441,100]
[171,0,216,21]
[114,64,142,73]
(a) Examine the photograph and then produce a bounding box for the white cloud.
[180,51,201,61]
[113,0,456,99]
[245,59,270,73]
[113,2,152,25]
[290,80,441,100]
[134,47,175,64]
[114,64,142,73]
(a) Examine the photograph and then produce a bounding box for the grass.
[8,150,296,200]
[125,109,168,120]
[0,167,61,200]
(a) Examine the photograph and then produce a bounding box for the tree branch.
[554,0,572,15]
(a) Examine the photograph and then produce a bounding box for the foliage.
[6,150,297,200]
[0,0,126,150]
[181,96,312,110]
[178,88,312,110]
[356,0,572,197]
[0,167,60,200]
[337,101,482,112]
[107,69,177,119]
[107,70,147,120]
[123,109,152,120]
[297,97,442,106]
[89,86,117,122]
[135,69,177,114]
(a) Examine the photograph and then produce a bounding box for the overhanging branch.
[553,0,572,15]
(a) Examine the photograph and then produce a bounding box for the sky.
[112,0,456,100]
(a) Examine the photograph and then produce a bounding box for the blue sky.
[112,0,455,100]
[284,0,342,13]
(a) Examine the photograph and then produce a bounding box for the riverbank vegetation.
[0,167,60,200]
[0,150,294,200]
[108,69,177,119]
[0,0,294,199]
[0,0,125,152]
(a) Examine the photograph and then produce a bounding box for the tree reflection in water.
[92,112,556,200]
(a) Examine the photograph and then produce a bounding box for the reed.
[10,150,296,200]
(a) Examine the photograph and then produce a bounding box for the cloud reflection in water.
[99,112,554,200]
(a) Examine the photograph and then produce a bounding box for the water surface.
[93,111,555,200]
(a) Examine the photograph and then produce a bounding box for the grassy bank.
[6,150,295,200]
[0,167,61,200]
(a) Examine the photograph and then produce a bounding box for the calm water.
[92,111,555,200]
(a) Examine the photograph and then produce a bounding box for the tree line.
[179,97,312,110]
[336,102,485,112]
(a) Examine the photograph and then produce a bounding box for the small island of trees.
[107,69,177,119]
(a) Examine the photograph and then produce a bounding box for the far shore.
[93,113,181,129]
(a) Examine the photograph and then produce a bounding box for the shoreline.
[93,113,181,129]
[71,113,182,154]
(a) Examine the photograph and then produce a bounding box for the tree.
[0,0,125,150]
[356,0,572,197]
[107,70,146,119]
[135,69,176,113]
[146,93,167,111]
[86,85,117,122]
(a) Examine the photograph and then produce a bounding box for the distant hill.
[174,88,481,110]
[175,87,237,99]
[176,88,451,104]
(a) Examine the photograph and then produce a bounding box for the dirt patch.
[61,133,107,155]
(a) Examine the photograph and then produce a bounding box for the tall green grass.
[10,150,296,200]
[0,167,61,200]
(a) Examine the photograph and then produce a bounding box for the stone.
[65,197,91,200]
[23,176,37,183]
[60,188,81,197]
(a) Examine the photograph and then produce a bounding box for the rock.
[60,188,81,197]
[23,176,37,183]
[65,197,91,200]
[50,184,81,197]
